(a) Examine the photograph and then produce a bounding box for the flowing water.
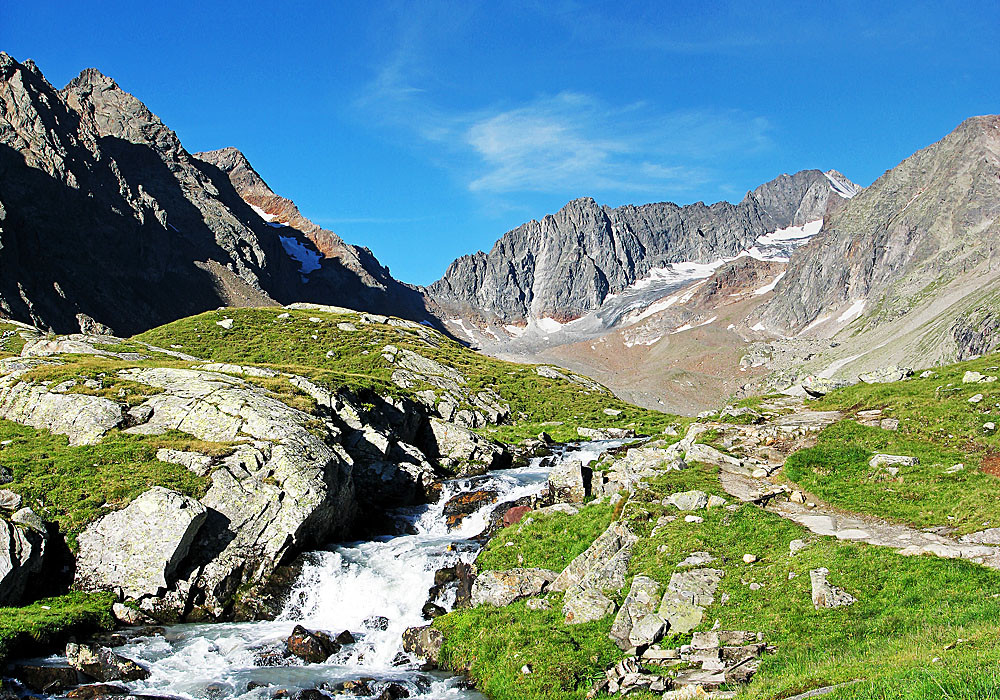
[73,440,623,700]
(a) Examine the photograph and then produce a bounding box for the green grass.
[0,322,28,358]
[438,457,1000,700]
[135,307,681,443]
[0,419,212,548]
[0,592,115,664]
[435,597,623,700]
[814,352,1000,455]
[784,420,1000,535]
[475,501,616,572]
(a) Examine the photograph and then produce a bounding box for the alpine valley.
[2,51,1000,700]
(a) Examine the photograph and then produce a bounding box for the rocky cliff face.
[425,170,854,325]
[195,148,431,321]
[0,54,430,336]
[756,116,1000,340]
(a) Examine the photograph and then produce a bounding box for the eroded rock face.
[0,516,46,605]
[74,487,207,600]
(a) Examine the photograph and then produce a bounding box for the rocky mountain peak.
[754,114,1000,356]
[426,169,856,326]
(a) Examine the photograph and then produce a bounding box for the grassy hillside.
[136,307,681,443]
[435,350,1000,700]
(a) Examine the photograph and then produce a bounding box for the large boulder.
[470,568,558,607]
[548,460,587,503]
[552,521,637,593]
[427,418,509,474]
[75,487,207,600]
[115,367,356,620]
[0,517,46,605]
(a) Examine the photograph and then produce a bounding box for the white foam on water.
[108,440,629,700]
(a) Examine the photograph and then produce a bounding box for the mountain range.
[1,51,998,412]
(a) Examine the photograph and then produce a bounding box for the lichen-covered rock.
[552,521,637,592]
[548,459,586,503]
[75,487,207,600]
[0,378,124,445]
[470,568,558,607]
[563,586,616,624]
[609,575,662,650]
[401,625,444,666]
[443,489,499,530]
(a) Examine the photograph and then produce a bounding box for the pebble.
[742,554,757,564]
[684,515,704,524]
[749,582,762,591]
[985,422,996,432]
[521,665,532,675]
[970,394,984,404]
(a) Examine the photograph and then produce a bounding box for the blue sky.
[4,1,999,285]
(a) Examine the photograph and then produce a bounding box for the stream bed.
[37,440,622,700]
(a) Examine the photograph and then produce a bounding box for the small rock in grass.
[308,317,321,323]
[919,370,935,378]
[810,568,856,609]
[945,463,965,474]
[0,489,23,511]
[789,539,809,556]
[869,454,918,468]
[277,312,290,318]
[880,418,900,431]
[216,318,234,330]
[666,490,709,511]
[706,494,727,508]
[749,582,762,591]
[790,491,805,504]
[970,394,984,404]
[742,554,757,564]
[684,515,704,524]
[964,371,985,383]
[985,422,996,432]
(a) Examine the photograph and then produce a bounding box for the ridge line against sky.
[3,0,999,285]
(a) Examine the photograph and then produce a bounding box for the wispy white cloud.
[353,9,772,198]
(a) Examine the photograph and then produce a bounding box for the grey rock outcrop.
[74,487,207,600]
[0,377,124,446]
[115,366,355,619]
[470,568,558,607]
[609,575,662,650]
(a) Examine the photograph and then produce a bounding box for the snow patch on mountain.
[279,235,322,280]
